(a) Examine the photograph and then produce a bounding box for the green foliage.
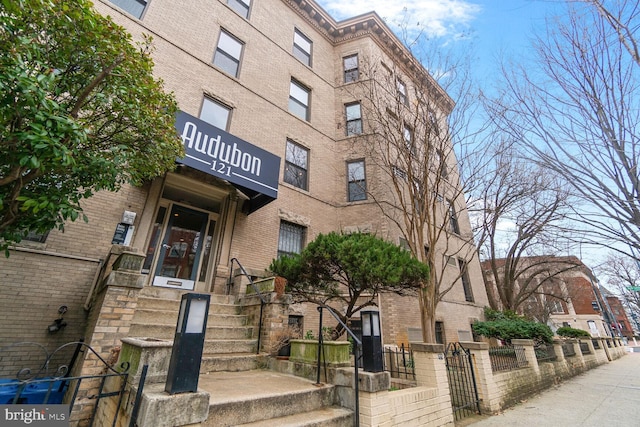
[473,309,553,344]
[556,326,591,338]
[0,0,183,252]
[270,232,429,337]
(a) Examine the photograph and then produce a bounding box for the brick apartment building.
[0,0,488,366]
[481,256,631,338]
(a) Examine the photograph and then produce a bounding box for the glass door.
[152,205,209,290]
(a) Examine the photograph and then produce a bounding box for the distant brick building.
[481,256,625,337]
[0,0,488,368]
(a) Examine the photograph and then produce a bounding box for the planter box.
[290,339,351,367]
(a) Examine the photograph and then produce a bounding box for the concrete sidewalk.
[465,351,640,427]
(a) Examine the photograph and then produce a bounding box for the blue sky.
[315,0,564,84]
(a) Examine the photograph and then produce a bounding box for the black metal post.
[316,306,323,385]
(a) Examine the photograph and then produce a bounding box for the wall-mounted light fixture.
[47,305,68,333]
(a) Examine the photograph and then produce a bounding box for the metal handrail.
[316,305,361,427]
[228,258,266,354]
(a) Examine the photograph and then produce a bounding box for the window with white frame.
[448,200,460,234]
[403,124,414,152]
[200,97,231,130]
[277,221,306,258]
[344,54,359,83]
[284,140,309,190]
[347,160,366,201]
[458,259,474,302]
[549,299,565,313]
[345,103,362,136]
[293,29,312,66]
[108,0,147,19]
[289,79,310,121]
[397,79,408,105]
[227,0,251,18]
[214,30,244,78]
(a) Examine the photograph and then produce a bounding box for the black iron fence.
[445,342,481,421]
[382,344,415,380]
[579,341,591,354]
[0,341,147,427]
[488,344,528,372]
[534,343,556,362]
[562,342,576,357]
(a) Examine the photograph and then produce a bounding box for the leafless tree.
[471,137,580,311]
[597,253,640,320]
[339,36,487,342]
[486,0,640,258]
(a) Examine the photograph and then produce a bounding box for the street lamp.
[165,293,210,394]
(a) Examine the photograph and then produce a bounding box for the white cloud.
[316,0,482,39]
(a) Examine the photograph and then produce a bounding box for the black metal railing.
[0,341,147,427]
[383,343,415,380]
[316,305,361,427]
[562,342,576,357]
[488,344,528,372]
[579,341,591,354]
[229,257,265,354]
[534,343,556,362]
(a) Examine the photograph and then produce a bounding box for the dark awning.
[175,111,280,214]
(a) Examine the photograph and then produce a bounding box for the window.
[399,237,410,251]
[277,221,306,258]
[549,299,565,314]
[108,0,147,19]
[435,321,445,345]
[393,165,407,181]
[214,30,243,78]
[343,54,359,83]
[397,79,408,105]
[458,259,474,302]
[403,124,413,152]
[284,140,309,190]
[289,80,310,121]
[448,200,460,234]
[200,98,231,130]
[293,29,312,66]
[22,230,49,244]
[345,103,362,136]
[227,0,251,18]
[347,160,366,201]
[436,149,448,179]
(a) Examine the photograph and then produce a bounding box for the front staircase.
[127,287,353,426]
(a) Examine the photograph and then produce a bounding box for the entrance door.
[152,205,209,290]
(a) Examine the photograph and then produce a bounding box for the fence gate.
[0,341,147,427]
[445,342,481,421]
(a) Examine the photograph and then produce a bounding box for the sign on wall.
[175,111,280,213]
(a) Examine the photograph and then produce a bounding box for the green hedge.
[472,308,553,344]
[556,326,591,338]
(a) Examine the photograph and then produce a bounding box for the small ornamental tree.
[0,0,183,252]
[269,232,429,339]
[472,308,553,344]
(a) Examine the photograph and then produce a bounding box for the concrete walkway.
[465,350,640,427]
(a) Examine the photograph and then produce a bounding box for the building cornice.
[284,0,455,113]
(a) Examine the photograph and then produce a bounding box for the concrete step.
[138,286,236,304]
[129,324,254,340]
[234,407,353,427]
[131,309,247,327]
[200,354,266,373]
[200,371,339,427]
[204,339,257,354]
